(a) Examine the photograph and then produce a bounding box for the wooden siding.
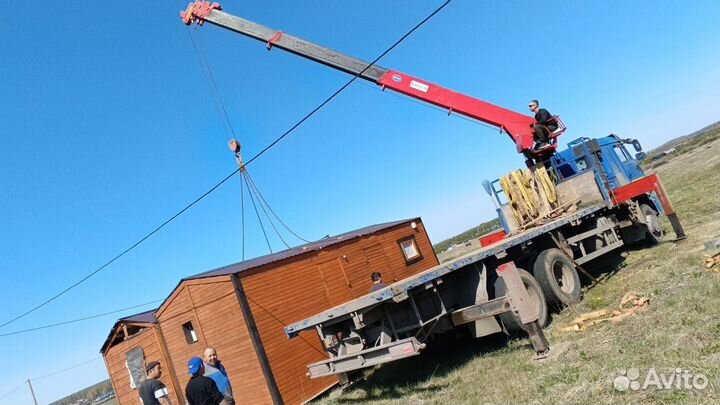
[157,278,273,405]
[104,327,180,405]
[241,220,437,405]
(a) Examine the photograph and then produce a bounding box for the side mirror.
[482,179,493,196]
[632,139,642,152]
[635,151,647,161]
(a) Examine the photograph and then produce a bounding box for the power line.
[33,358,102,382]
[240,0,453,169]
[0,299,162,338]
[0,169,239,329]
[0,358,102,404]
[0,381,26,402]
[0,0,452,329]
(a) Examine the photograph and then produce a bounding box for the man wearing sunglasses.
[528,100,557,152]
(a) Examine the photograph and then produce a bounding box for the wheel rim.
[645,213,664,239]
[552,259,575,294]
[524,281,542,321]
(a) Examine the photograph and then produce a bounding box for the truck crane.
[180,0,688,388]
[181,1,564,165]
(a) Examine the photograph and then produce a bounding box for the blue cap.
[188,357,203,376]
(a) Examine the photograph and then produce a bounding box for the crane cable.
[242,170,273,253]
[241,170,292,250]
[186,27,237,138]
[0,0,453,330]
[243,172,311,243]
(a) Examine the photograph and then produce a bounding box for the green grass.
[315,137,720,405]
[432,218,501,254]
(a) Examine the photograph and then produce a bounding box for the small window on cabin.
[398,236,422,265]
[182,321,198,344]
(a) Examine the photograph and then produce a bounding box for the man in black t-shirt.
[528,99,558,151]
[138,361,172,405]
[186,357,229,405]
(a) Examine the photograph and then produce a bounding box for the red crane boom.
[181,1,560,157]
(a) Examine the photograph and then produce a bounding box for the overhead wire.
[33,358,102,381]
[0,168,239,329]
[240,0,454,169]
[0,358,102,403]
[0,0,453,329]
[0,299,162,338]
[0,381,26,402]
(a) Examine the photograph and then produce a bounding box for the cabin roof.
[184,218,419,281]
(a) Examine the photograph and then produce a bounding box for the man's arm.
[158,396,172,405]
[219,399,229,405]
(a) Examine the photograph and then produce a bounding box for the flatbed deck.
[285,203,605,337]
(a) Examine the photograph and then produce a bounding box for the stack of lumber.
[499,166,576,231]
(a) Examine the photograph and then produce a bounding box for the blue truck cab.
[485,135,663,236]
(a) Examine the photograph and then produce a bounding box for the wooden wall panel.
[107,219,436,405]
[242,220,438,404]
[188,281,273,405]
[157,280,273,405]
[104,327,180,405]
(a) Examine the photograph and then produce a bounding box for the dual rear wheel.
[495,248,582,334]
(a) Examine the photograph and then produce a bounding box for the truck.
[181,1,687,380]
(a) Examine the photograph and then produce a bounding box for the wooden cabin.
[101,218,438,405]
[101,310,183,405]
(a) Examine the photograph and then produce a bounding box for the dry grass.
[314,138,720,405]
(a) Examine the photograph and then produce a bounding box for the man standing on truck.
[529,99,557,151]
[369,272,387,292]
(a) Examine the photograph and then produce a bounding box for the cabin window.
[398,236,422,265]
[182,321,198,344]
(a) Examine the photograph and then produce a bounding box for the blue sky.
[1,1,719,403]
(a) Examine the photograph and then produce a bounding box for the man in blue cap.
[185,357,229,405]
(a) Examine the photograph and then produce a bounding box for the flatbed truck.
[180,2,687,380]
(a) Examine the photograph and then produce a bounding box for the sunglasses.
[529,105,536,108]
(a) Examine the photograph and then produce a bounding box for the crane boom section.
[182,2,537,153]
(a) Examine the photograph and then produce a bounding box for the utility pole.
[27,379,38,405]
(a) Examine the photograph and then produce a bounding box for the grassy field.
[315,136,720,405]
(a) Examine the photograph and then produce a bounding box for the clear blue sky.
[1,1,719,403]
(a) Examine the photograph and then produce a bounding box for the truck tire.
[494,268,548,335]
[640,203,664,244]
[533,248,581,306]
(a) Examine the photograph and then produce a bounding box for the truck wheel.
[640,203,664,244]
[494,268,548,335]
[533,248,581,306]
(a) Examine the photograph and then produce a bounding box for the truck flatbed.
[285,203,605,337]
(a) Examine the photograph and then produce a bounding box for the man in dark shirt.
[186,357,229,405]
[138,361,172,405]
[528,99,558,151]
[369,272,387,292]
